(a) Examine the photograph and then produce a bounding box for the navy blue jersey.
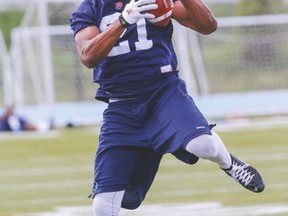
[69,0,178,101]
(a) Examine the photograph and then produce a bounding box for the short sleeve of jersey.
[69,0,99,36]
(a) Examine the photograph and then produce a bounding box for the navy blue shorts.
[89,74,212,209]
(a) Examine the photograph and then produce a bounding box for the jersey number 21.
[100,13,153,57]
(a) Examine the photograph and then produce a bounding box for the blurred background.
[0,0,288,129]
[1,1,288,216]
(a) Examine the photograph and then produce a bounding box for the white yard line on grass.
[0,131,60,140]
[1,166,287,193]
[214,116,288,132]
[14,202,288,216]
[1,152,287,178]
[0,165,91,177]
[2,181,288,207]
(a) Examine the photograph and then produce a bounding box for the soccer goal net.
[173,14,288,96]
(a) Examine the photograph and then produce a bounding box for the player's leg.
[185,131,231,169]
[151,74,264,193]
[185,131,265,193]
[90,96,164,215]
[93,190,125,215]
[90,147,162,215]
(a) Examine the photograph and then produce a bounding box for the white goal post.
[0,30,13,106]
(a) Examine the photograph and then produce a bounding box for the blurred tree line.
[210,0,287,17]
[0,3,75,48]
[0,10,24,48]
[236,0,286,16]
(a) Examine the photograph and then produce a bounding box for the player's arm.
[74,20,125,68]
[74,0,158,68]
[171,0,218,35]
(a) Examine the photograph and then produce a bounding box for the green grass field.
[0,125,288,216]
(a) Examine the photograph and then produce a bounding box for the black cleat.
[223,154,265,193]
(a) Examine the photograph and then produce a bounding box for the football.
[147,0,173,27]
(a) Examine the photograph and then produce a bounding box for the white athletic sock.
[93,190,125,216]
[185,131,231,169]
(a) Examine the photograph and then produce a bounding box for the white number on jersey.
[100,13,153,57]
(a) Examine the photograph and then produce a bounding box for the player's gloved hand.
[119,0,158,27]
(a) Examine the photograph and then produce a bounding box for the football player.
[69,0,265,215]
